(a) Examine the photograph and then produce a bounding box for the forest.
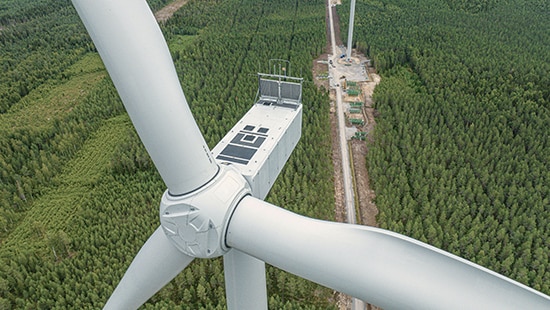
[339,0,549,295]
[1,0,549,308]
[1,0,335,308]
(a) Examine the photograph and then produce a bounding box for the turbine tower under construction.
[346,0,356,62]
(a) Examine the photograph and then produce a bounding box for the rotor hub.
[159,164,251,258]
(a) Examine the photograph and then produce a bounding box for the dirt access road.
[313,1,381,309]
[313,3,379,228]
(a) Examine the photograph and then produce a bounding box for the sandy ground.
[154,0,189,22]
[353,72,380,227]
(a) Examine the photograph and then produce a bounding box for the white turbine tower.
[346,0,356,62]
[71,0,550,309]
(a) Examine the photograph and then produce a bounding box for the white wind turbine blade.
[104,227,194,310]
[72,0,218,196]
[72,1,267,308]
[227,196,550,310]
[223,249,268,309]
[71,0,214,307]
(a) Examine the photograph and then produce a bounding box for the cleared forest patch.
[0,115,130,258]
[0,54,105,131]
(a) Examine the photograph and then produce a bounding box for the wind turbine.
[346,0,356,62]
[71,0,550,309]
